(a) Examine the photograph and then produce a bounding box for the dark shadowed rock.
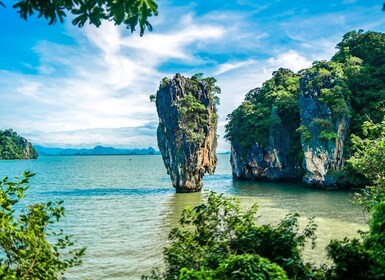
[230,107,302,181]
[155,74,219,192]
[227,69,303,182]
[298,63,350,187]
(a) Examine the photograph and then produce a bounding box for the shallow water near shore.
[0,154,366,279]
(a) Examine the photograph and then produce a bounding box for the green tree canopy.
[0,0,158,35]
[225,68,300,149]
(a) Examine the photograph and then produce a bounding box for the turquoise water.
[0,155,366,279]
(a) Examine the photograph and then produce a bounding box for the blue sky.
[0,0,384,151]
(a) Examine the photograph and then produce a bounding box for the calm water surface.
[0,155,366,279]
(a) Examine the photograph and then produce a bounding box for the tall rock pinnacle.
[155,73,219,193]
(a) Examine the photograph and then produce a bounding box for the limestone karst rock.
[298,64,350,187]
[226,63,350,188]
[230,102,302,182]
[0,129,38,160]
[155,73,219,192]
[227,69,303,183]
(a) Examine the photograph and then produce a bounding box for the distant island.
[0,129,38,160]
[34,145,160,156]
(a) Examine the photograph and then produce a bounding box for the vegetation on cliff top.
[179,74,220,144]
[155,73,220,145]
[225,68,300,150]
[225,30,385,182]
[0,129,38,160]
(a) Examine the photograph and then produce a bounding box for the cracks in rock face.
[156,74,218,193]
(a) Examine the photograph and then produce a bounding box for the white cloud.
[2,0,385,152]
[214,59,255,75]
[267,50,313,72]
[0,14,226,149]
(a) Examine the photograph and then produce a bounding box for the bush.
[326,199,385,280]
[0,172,85,279]
[144,192,319,280]
[179,254,288,280]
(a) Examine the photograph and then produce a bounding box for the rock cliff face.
[227,63,351,188]
[299,68,350,187]
[156,74,218,193]
[227,30,385,189]
[0,129,38,160]
[230,107,302,181]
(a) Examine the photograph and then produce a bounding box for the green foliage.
[179,254,288,280]
[332,30,385,140]
[2,0,158,35]
[160,77,170,89]
[179,93,209,143]
[318,131,338,141]
[144,192,319,280]
[0,129,38,160]
[149,94,156,102]
[303,61,351,120]
[225,68,301,153]
[0,172,85,279]
[175,74,220,144]
[348,118,385,210]
[326,199,385,280]
[333,30,385,67]
[225,101,271,148]
[296,125,312,143]
[325,117,385,280]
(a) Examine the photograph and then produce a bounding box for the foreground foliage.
[144,192,319,280]
[326,201,385,280]
[145,187,385,279]
[0,172,85,279]
[348,117,385,210]
[0,0,158,35]
[323,118,385,279]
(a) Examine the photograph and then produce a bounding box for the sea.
[0,154,367,279]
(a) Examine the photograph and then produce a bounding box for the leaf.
[72,14,88,27]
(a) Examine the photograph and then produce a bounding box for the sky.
[1,0,385,152]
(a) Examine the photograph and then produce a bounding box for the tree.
[144,192,319,280]
[0,0,158,36]
[348,117,385,210]
[0,172,85,279]
[323,117,385,280]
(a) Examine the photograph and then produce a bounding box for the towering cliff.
[298,62,350,187]
[226,30,385,188]
[226,69,303,181]
[0,129,38,160]
[155,73,219,192]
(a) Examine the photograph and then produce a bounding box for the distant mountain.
[34,145,160,156]
[0,129,38,160]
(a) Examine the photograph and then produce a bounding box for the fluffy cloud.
[1,0,384,152]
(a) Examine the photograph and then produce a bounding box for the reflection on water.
[0,154,367,279]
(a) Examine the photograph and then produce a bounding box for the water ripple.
[43,187,174,197]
